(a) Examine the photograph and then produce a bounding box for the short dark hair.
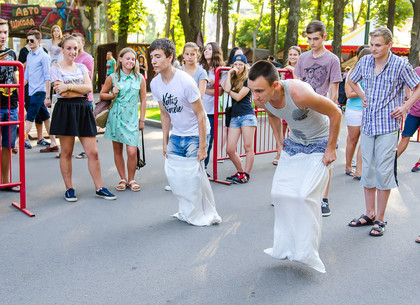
[306,20,326,36]
[249,60,279,86]
[27,29,41,40]
[268,55,274,61]
[150,38,176,64]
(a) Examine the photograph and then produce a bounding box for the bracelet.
[139,119,145,122]
[70,84,74,92]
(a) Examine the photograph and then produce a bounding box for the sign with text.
[9,5,40,32]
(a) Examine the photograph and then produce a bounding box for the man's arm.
[328,82,339,104]
[290,80,342,166]
[158,102,172,158]
[391,83,420,119]
[267,112,284,156]
[190,98,208,162]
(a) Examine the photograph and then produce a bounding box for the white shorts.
[360,131,398,190]
[345,108,362,127]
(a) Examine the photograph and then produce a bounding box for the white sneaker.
[164,185,172,191]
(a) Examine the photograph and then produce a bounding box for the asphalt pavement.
[1,120,419,305]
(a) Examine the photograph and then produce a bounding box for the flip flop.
[272,159,279,166]
[128,180,141,192]
[353,175,361,181]
[345,171,355,177]
[116,179,127,191]
[415,236,420,244]
[76,152,87,159]
[369,221,387,237]
[0,186,20,193]
[349,214,375,227]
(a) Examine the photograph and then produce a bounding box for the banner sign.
[0,3,87,38]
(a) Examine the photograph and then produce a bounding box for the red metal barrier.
[211,67,288,184]
[0,60,34,217]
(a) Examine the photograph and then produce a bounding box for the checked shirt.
[350,52,420,136]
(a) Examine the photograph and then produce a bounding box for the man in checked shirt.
[347,27,420,237]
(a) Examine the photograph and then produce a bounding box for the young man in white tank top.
[248,60,341,272]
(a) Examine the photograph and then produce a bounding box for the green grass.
[144,108,161,121]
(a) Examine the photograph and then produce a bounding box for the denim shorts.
[402,113,420,137]
[229,114,258,128]
[1,108,18,148]
[167,134,210,158]
[26,91,50,122]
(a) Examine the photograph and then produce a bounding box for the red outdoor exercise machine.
[0,60,34,217]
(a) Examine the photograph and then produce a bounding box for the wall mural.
[0,1,90,39]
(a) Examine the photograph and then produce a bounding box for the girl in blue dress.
[100,48,147,192]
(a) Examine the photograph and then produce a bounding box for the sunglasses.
[26,39,35,43]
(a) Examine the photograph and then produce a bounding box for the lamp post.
[364,0,371,45]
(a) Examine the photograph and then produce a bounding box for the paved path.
[1,120,419,304]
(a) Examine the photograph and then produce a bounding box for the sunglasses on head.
[26,39,35,43]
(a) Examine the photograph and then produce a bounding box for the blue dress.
[104,72,142,146]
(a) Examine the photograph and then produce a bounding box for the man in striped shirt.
[347,27,420,237]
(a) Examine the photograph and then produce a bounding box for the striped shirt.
[350,52,420,136]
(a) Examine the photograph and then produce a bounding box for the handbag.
[224,94,233,127]
[136,130,146,170]
[93,74,117,128]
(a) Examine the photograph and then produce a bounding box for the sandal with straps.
[369,220,387,237]
[348,214,375,227]
[128,180,141,192]
[116,179,127,191]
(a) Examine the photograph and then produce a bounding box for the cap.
[233,54,247,64]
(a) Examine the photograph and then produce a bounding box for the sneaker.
[64,188,77,202]
[24,139,32,149]
[226,172,240,181]
[233,172,249,184]
[321,199,331,217]
[411,162,420,172]
[37,138,51,146]
[164,185,172,191]
[96,187,117,200]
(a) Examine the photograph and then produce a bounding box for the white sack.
[164,154,222,226]
[264,151,329,273]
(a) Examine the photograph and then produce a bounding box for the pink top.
[409,67,420,117]
[75,52,94,102]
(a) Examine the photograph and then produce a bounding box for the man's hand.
[322,148,336,166]
[44,98,51,107]
[197,147,207,162]
[390,105,406,119]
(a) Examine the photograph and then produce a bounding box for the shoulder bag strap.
[140,129,145,162]
[109,73,117,108]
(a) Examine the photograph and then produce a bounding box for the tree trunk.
[332,0,348,61]
[316,0,322,20]
[387,0,396,34]
[409,0,420,67]
[178,0,204,43]
[221,0,229,59]
[274,6,282,57]
[165,0,173,38]
[104,0,115,42]
[117,0,130,49]
[216,0,221,44]
[203,0,207,39]
[283,0,300,66]
[253,2,264,63]
[269,0,276,56]
[351,0,364,31]
[231,0,241,48]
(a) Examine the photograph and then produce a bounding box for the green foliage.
[108,0,148,34]
[370,0,413,28]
